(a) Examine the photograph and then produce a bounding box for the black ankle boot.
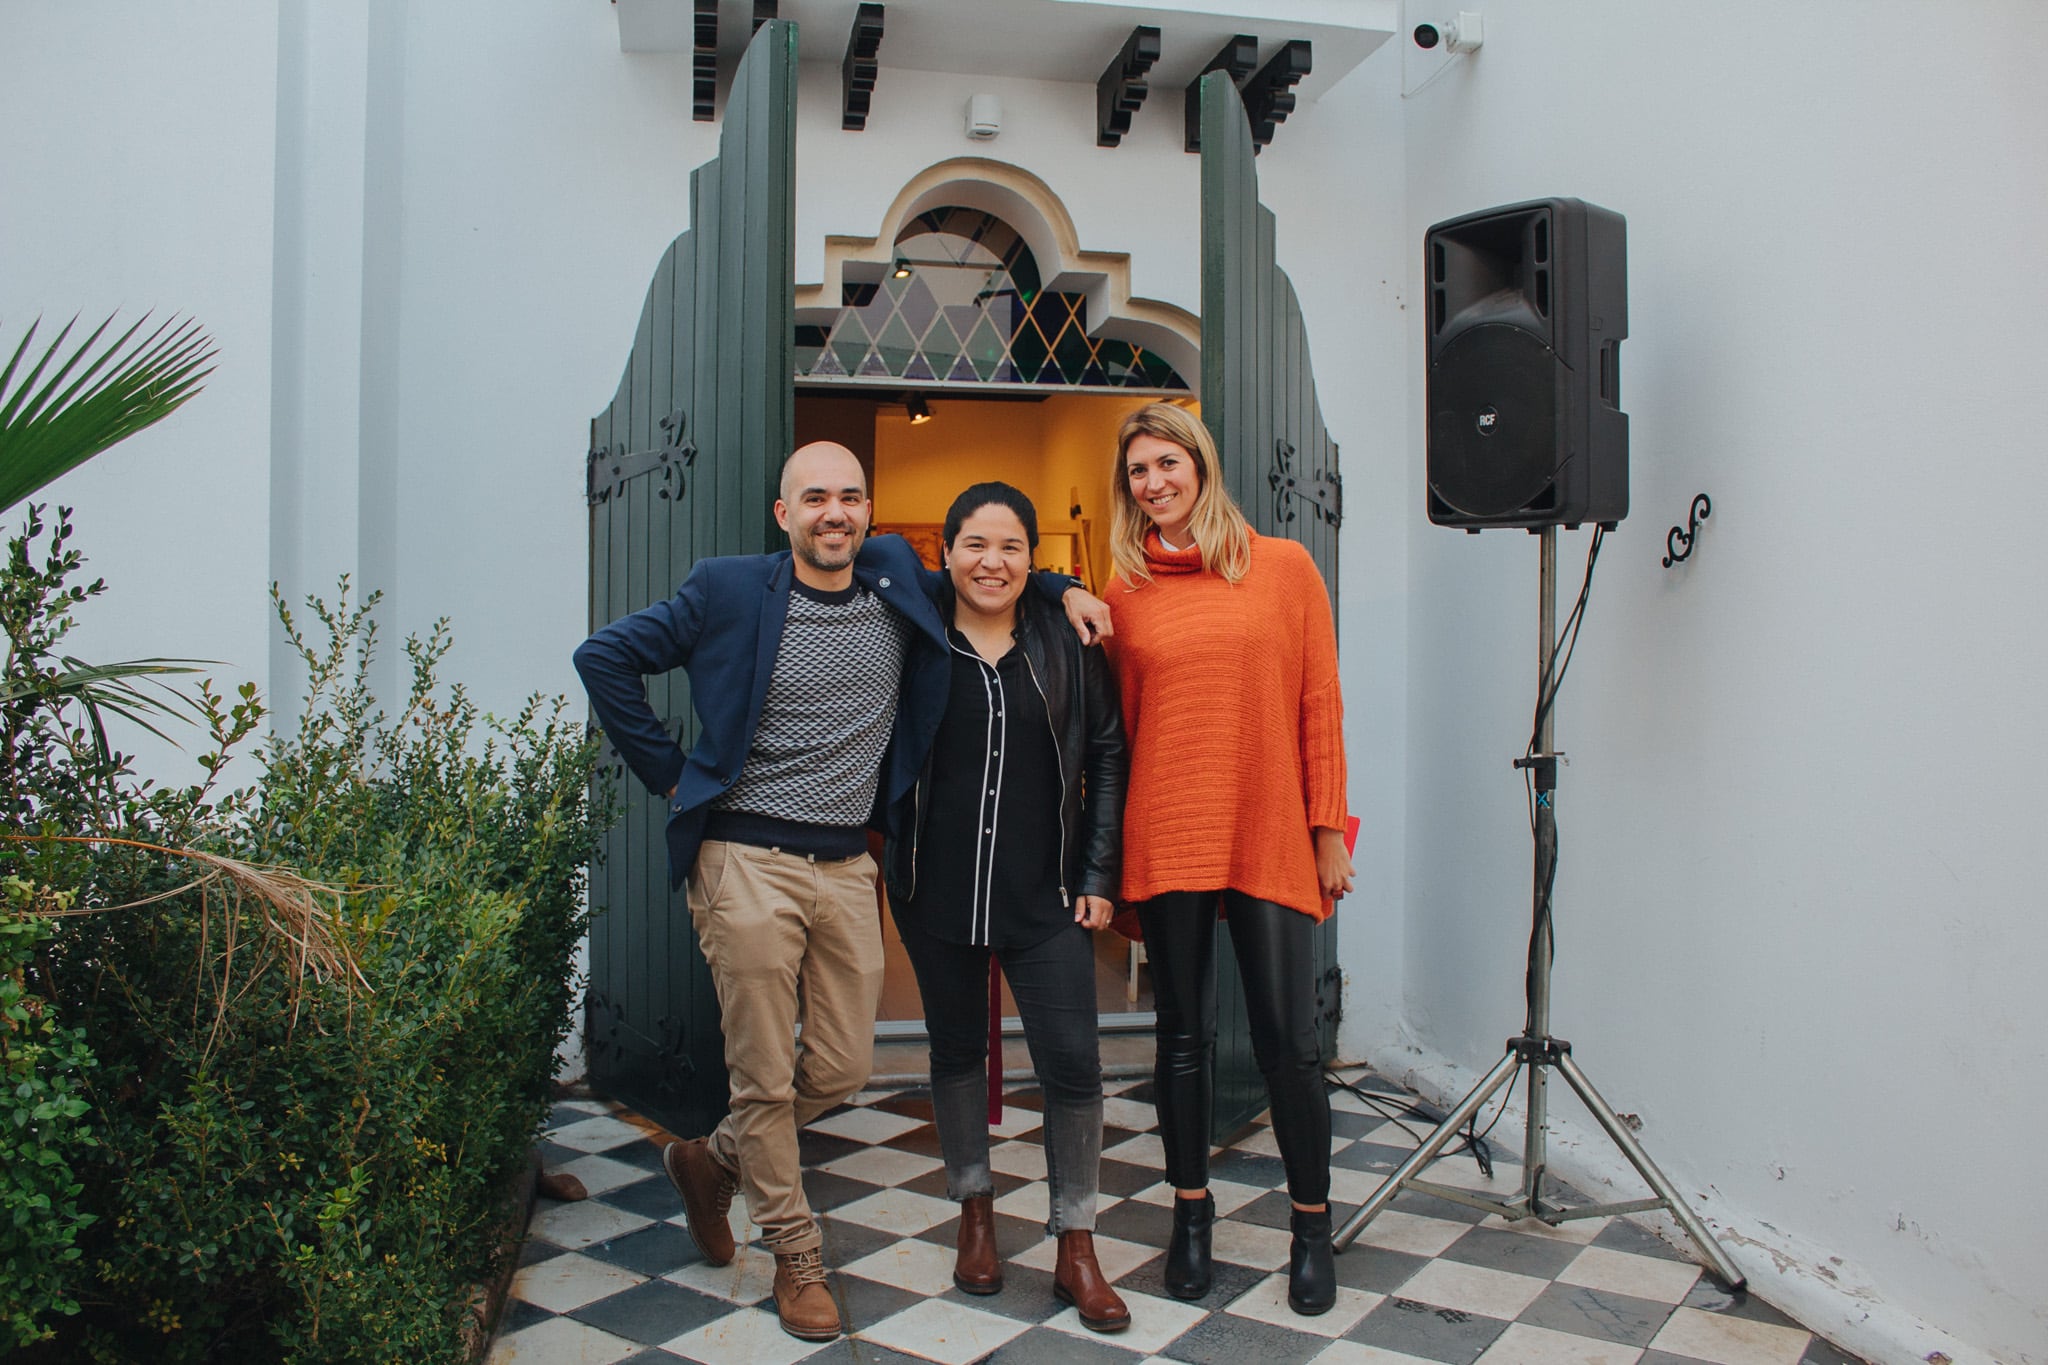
[1164,1192,1215,1300]
[1288,1207,1335,1315]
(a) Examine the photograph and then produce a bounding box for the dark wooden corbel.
[842,3,885,131]
[692,0,718,121]
[1183,34,1258,152]
[1096,25,1161,148]
[1243,40,1312,151]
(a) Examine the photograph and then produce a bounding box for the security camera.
[1414,12,1484,55]
[965,92,1001,140]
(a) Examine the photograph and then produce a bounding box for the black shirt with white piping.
[894,630,1067,949]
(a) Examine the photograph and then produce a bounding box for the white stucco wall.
[5,3,2042,1361]
[0,4,277,774]
[310,1,721,714]
[1384,5,2048,1363]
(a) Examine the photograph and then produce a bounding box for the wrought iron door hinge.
[587,408,697,506]
[1316,963,1343,1029]
[655,1014,700,1099]
[585,993,626,1065]
[1270,437,1343,530]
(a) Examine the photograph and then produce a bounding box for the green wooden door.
[1200,70,1346,1142]
[585,19,796,1139]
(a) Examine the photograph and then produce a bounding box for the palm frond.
[0,655,217,754]
[0,313,217,511]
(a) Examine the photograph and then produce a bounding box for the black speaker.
[1425,198,1628,530]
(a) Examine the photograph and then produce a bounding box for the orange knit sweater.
[1103,529,1348,920]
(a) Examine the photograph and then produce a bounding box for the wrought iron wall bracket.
[1269,437,1344,529]
[587,408,698,506]
[1662,493,1711,567]
[841,3,884,131]
[1096,25,1160,147]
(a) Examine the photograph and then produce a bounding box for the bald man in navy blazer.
[574,441,1108,1340]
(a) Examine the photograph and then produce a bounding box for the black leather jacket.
[883,590,1127,909]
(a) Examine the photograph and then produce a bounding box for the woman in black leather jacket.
[882,481,1130,1333]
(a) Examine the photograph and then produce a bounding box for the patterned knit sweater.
[1103,529,1348,920]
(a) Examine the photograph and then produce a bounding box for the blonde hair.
[1108,402,1252,585]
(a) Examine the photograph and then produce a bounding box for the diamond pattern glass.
[796,207,1187,392]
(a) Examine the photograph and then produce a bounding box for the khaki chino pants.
[686,839,884,1254]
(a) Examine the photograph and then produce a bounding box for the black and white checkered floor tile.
[491,1069,1862,1365]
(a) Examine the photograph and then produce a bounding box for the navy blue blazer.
[573,534,951,890]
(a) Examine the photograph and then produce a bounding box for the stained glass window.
[796,207,1188,391]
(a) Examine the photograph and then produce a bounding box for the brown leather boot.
[1052,1230,1130,1333]
[953,1193,1002,1294]
[663,1138,738,1267]
[772,1248,842,1341]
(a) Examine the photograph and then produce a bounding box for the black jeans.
[1138,891,1330,1206]
[895,914,1104,1233]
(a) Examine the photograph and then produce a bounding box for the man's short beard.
[795,526,862,572]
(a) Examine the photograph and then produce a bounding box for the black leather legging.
[1138,890,1330,1206]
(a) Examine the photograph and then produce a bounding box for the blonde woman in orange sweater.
[1101,401,1353,1317]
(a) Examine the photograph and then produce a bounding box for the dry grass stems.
[2,833,367,1055]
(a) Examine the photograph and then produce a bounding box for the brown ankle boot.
[662,1138,738,1267]
[1052,1230,1130,1333]
[772,1248,841,1341]
[953,1193,1002,1294]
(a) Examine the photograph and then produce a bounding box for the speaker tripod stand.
[1331,527,1746,1293]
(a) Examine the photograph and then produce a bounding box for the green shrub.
[1,892,98,1350]
[1,511,607,1363]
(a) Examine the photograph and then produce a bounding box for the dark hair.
[943,481,1039,551]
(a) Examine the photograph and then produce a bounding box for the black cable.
[1323,1070,1496,1176]
[1537,530,1603,786]
[1459,1109,1496,1180]
[1471,1064,1518,1149]
[1523,528,1601,836]
[1316,530,1610,1197]
[1522,526,1603,1031]
[1449,1062,1530,1182]
[1323,1069,1438,1140]
[1528,525,1604,758]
